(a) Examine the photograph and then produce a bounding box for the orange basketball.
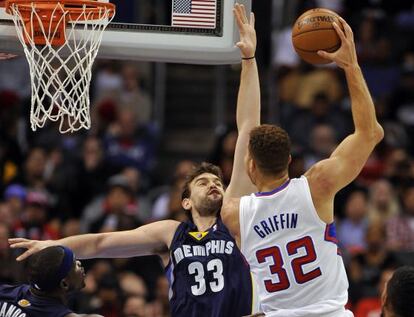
[292,8,342,65]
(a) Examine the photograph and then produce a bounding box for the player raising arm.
[221,16,383,317]
[9,4,261,317]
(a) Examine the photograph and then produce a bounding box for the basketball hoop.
[4,0,115,133]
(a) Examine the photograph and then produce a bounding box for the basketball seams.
[294,44,340,53]
[291,8,342,64]
[292,27,339,38]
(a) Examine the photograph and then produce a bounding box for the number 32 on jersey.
[256,236,322,292]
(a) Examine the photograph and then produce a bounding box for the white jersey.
[240,176,353,317]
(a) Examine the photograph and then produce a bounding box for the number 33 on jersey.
[166,218,256,317]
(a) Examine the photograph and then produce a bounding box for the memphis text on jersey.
[253,212,298,238]
[0,302,26,317]
[173,240,235,264]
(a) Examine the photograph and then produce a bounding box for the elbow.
[373,124,384,144]
[359,124,384,144]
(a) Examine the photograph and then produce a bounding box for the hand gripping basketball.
[317,17,359,69]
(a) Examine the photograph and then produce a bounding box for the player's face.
[188,173,224,216]
[65,260,86,292]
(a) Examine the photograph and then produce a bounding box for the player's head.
[181,162,225,220]
[246,124,291,184]
[27,246,85,294]
[382,266,414,317]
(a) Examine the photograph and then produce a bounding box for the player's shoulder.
[149,219,181,233]
[0,283,28,296]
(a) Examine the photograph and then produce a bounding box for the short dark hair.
[27,246,66,292]
[386,266,414,317]
[181,162,224,201]
[181,162,224,221]
[249,124,291,176]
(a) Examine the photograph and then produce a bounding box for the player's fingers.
[8,238,28,244]
[240,4,248,23]
[332,22,346,42]
[250,12,255,27]
[233,7,244,29]
[9,241,32,249]
[235,3,243,20]
[236,42,246,49]
[338,16,353,39]
[16,249,35,262]
[317,50,333,60]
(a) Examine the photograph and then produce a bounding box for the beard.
[195,195,223,216]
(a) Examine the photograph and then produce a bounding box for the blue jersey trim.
[255,179,291,197]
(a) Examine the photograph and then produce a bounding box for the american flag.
[172,0,217,29]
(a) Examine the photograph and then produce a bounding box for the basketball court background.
[0,1,414,316]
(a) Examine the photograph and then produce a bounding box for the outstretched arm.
[222,3,259,244]
[305,17,384,223]
[9,220,180,261]
[224,3,260,199]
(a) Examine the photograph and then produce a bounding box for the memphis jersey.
[166,218,255,317]
[240,177,353,317]
[0,284,72,317]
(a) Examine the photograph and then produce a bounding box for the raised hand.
[8,238,56,261]
[234,3,256,59]
[317,17,358,69]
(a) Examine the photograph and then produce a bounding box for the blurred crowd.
[1,1,414,316]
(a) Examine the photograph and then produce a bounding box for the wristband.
[242,56,255,60]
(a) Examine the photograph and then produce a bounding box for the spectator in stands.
[104,107,157,175]
[354,268,394,317]
[288,92,350,149]
[123,296,147,317]
[338,190,369,255]
[348,221,397,303]
[13,190,59,240]
[304,123,338,169]
[10,147,47,190]
[83,174,142,233]
[119,64,152,126]
[386,182,414,252]
[3,184,26,225]
[150,160,194,221]
[368,179,400,223]
[208,128,237,186]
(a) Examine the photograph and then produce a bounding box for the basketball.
[292,8,342,64]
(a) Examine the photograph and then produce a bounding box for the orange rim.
[5,0,116,21]
[5,0,115,46]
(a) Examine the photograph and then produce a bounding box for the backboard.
[0,0,252,64]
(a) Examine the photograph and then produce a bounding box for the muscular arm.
[222,4,259,243]
[9,220,180,261]
[224,3,259,200]
[306,18,384,223]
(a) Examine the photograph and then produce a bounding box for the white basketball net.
[7,1,114,133]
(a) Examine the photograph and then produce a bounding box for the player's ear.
[288,154,292,165]
[182,198,192,211]
[249,156,256,173]
[60,278,69,291]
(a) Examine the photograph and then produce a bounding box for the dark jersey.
[166,217,253,317]
[0,284,72,317]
